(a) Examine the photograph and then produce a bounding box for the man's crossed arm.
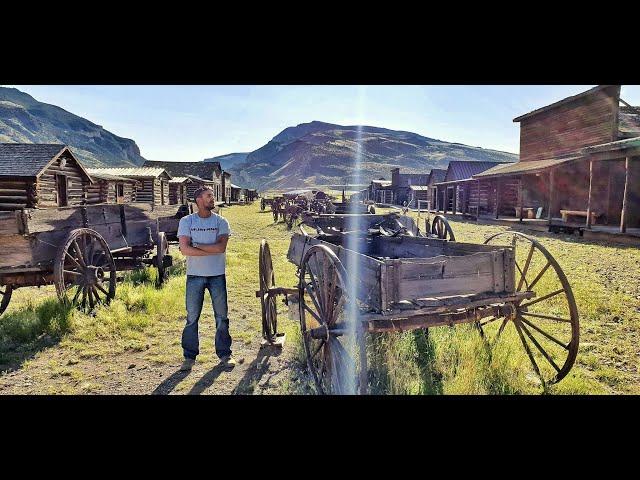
[178,235,229,256]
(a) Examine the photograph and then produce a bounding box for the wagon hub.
[500,302,518,321]
[85,266,104,285]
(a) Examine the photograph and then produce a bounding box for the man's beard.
[205,203,215,211]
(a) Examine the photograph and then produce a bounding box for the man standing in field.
[177,186,235,371]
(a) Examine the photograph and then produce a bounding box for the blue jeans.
[182,275,232,360]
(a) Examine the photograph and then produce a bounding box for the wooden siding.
[0,178,34,211]
[86,180,135,205]
[36,152,90,209]
[519,85,620,162]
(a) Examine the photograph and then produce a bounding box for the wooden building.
[85,170,139,205]
[390,168,430,206]
[88,167,172,205]
[230,183,242,203]
[222,171,232,204]
[168,177,193,205]
[472,85,640,233]
[434,161,511,215]
[0,143,93,211]
[245,188,258,202]
[426,169,446,211]
[143,160,225,203]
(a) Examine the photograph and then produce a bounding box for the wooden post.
[586,160,594,229]
[547,169,554,223]
[518,177,524,222]
[621,156,630,233]
[494,179,500,219]
[452,185,458,214]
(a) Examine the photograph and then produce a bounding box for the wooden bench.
[560,209,601,224]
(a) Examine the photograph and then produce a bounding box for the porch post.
[518,176,524,222]
[453,184,458,214]
[621,156,630,233]
[548,169,554,223]
[586,160,594,229]
[494,179,500,219]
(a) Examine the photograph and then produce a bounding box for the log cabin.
[390,168,430,206]
[222,171,232,204]
[433,161,511,215]
[87,167,172,205]
[426,169,446,211]
[168,177,192,205]
[142,160,226,204]
[85,170,139,205]
[0,143,93,211]
[184,175,215,202]
[472,85,640,233]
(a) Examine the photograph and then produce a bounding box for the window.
[56,174,68,207]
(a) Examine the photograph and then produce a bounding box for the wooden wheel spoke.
[71,285,83,305]
[303,281,323,318]
[513,318,543,382]
[496,317,509,341]
[330,294,346,326]
[515,261,529,291]
[520,288,565,309]
[518,319,561,373]
[81,287,88,309]
[306,268,325,318]
[63,269,82,277]
[311,254,326,315]
[65,251,83,270]
[312,339,326,359]
[479,316,499,327]
[71,240,87,268]
[528,261,551,291]
[87,287,95,310]
[521,312,572,323]
[517,243,536,291]
[519,316,569,350]
[91,286,102,304]
[303,302,324,325]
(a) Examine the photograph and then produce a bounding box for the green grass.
[1,204,638,395]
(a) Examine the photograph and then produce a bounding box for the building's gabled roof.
[168,176,192,184]
[88,167,171,180]
[409,185,430,191]
[184,174,212,184]
[442,161,510,183]
[472,156,581,179]
[143,160,221,180]
[0,143,93,181]
[87,170,138,183]
[371,179,392,186]
[230,183,243,189]
[513,85,619,123]
[427,169,447,185]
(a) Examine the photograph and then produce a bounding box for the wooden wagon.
[257,213,579,394]
[0,203,188,316]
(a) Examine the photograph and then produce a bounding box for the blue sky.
[8,85,640,162]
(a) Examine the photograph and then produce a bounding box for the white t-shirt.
[177,212,231,276]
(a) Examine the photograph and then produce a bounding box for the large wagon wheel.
[298,245,364,394]
[259,239,278,342]
[431,215,455,241]
[478,232,579,387]
[155,231,170,287]
[53,228,117,313]
[0,284,12,317]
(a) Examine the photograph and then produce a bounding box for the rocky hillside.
[203,152,249,170]
[0,87,145,167]
[228,121,518,191]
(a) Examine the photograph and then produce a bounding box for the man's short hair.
[194,185,213,201]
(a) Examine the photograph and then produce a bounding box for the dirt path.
[0,304,304,395]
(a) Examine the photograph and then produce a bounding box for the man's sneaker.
[220,355,237,368]
[180,358,195,371]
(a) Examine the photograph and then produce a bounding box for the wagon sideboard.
[0,203,186,273]
[287,232,516,312]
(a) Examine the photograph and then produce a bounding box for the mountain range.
[0,87,518,189]
[0,87,145,167]
[228,121,517,190]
